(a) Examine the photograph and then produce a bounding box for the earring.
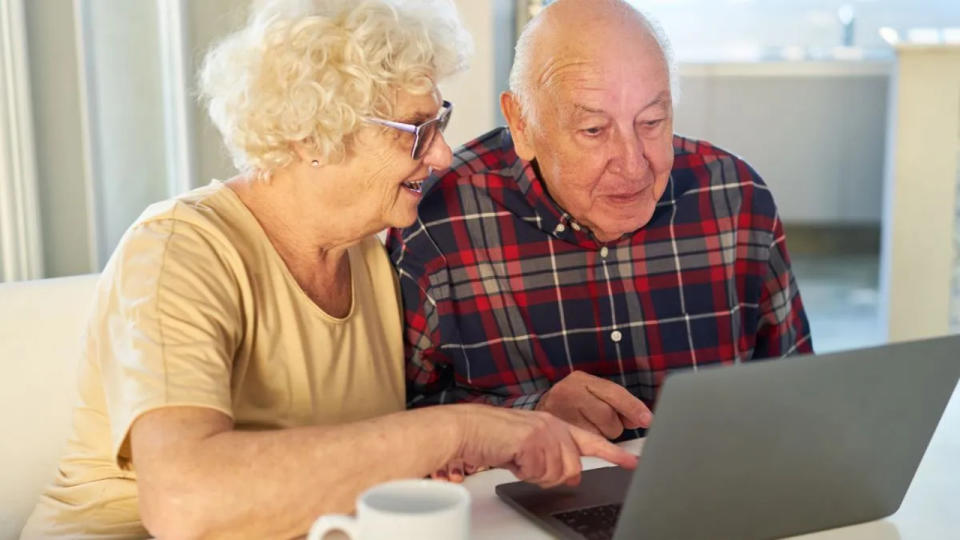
[310,160,320,168]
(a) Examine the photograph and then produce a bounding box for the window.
[525,0,960,62]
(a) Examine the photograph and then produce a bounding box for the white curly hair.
[200,0,472,176]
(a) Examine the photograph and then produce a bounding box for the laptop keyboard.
[552,503,623,540]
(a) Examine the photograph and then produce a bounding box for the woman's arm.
[131,403,635,539]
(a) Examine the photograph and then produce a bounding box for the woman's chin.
[388,210,419,230]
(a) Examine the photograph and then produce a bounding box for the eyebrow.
[573,104,605,116]
[400,98,444,125]
[402,111,434,124]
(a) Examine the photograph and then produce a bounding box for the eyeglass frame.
[363,100,453,160]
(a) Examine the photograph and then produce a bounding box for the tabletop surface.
[463,383,960,540]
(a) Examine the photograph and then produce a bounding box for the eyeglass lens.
[412,106,451,160]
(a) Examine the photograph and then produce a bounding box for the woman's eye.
[642,119,664,128]
[582,127,604,136]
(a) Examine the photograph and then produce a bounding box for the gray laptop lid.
[612,334,960,540]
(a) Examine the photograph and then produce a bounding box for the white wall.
[675,64,890,224]
[428,0,513,149]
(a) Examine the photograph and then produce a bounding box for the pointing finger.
[570,425,638,470]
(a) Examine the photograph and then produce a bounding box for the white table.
[464,384,960,539]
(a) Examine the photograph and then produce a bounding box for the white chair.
[0,274,100,539]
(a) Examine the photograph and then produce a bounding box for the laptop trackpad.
[495,466,633,515]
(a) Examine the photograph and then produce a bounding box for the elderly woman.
[20,0,635,538]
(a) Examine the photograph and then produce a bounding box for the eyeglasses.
[364,100,453,160]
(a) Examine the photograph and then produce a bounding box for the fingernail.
[452,467,462,477]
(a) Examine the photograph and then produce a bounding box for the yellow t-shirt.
[20,181,405,539]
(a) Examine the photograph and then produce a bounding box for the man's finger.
[617,411,646,430]
[584,376,652,428]
[571,410,606,437]
[569,425,639,470]
[579,400,624,439]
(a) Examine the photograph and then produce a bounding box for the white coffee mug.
[307,479,470,540]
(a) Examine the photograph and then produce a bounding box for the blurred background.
[1,0,958,353]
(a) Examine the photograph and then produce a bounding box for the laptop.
[496,334,960,540]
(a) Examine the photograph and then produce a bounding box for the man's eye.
[642,119,665,128]
[581,127,604,136]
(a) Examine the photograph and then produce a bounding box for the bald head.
[509,0,677,121]
[498,0,678,242]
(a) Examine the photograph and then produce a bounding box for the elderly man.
[388,0,812,441]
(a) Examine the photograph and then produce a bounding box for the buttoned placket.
[597,243,625,349]
[549,211,625,357]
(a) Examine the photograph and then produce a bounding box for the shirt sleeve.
[387,228,547,409]
[95,215,243,468]
[387,227,453,403]
[753,214,814,359]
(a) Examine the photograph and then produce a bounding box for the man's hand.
[536,371,652,439]
[452,405,638,488]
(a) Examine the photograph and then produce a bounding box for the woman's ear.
[500,91,537,162]
[290,141,315,164]
[290,141,324,168]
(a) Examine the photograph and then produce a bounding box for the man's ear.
[500,91,537,161]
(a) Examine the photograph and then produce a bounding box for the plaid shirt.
[388,127,812,424]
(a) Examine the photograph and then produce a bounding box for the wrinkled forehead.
[538,50,670,116]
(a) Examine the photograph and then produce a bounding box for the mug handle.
[307,514,360,540]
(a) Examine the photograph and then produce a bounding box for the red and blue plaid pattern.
[388,127,812,424]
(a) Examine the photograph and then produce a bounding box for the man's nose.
[423,132,453,171]
[609,130,647,177]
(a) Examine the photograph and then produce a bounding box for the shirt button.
[600,246,609,258]
[554,223,566,234]
[611,330,623,342]
[571,222,581,231]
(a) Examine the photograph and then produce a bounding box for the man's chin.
[592,209,655,240]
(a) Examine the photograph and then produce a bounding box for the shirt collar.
[495,128,612,250]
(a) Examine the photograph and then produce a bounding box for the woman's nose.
[422,132,453,171]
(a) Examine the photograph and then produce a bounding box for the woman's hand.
[450,405,638,488]
[431,459,487,483]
